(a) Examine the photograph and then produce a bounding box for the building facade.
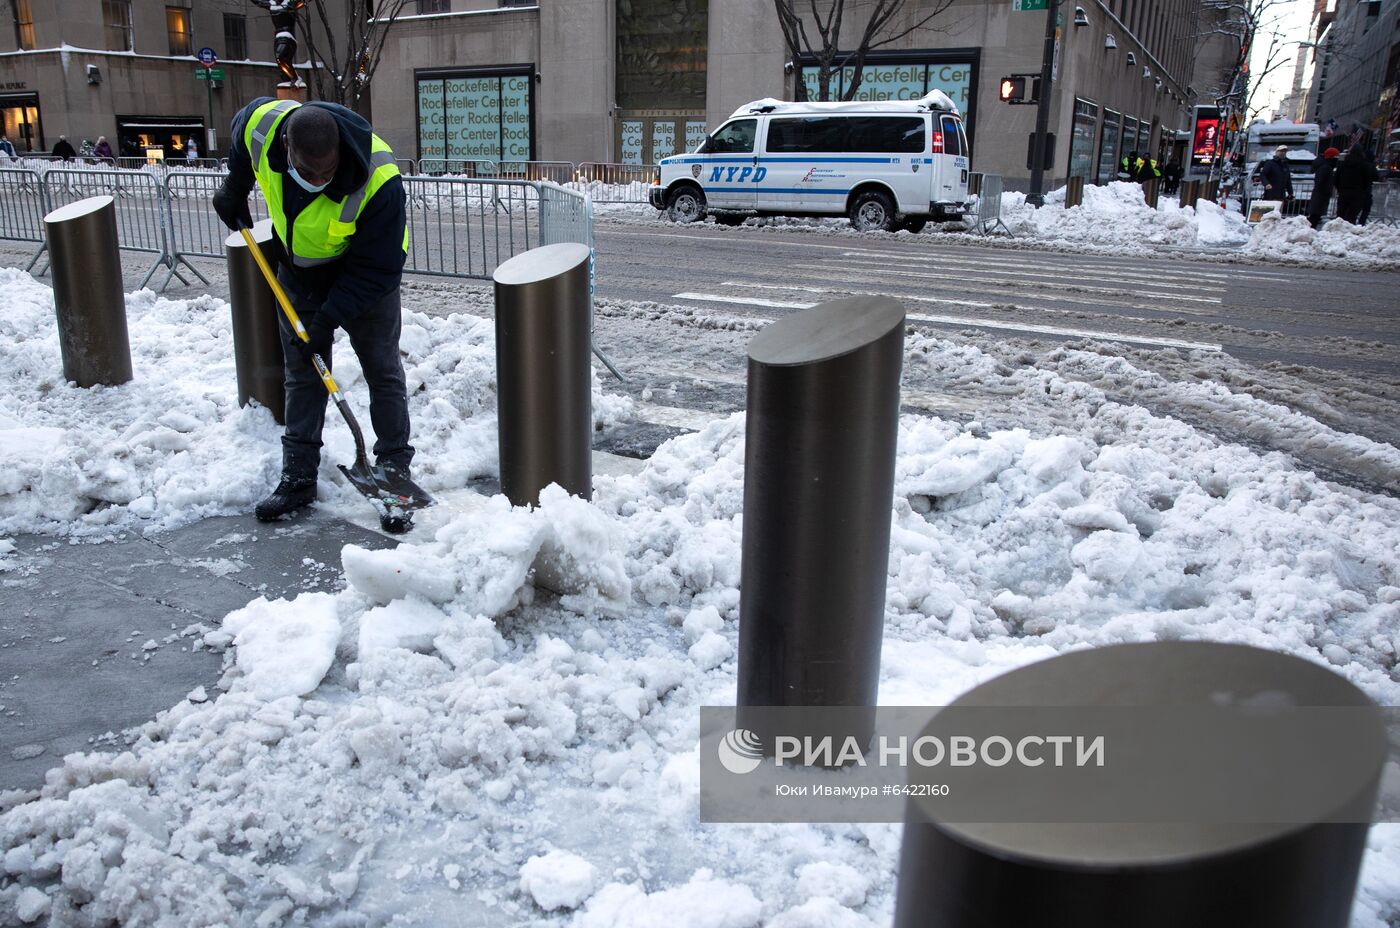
[375,0,1207,189]
[1305,0,1399,154]
[0,0,344,158]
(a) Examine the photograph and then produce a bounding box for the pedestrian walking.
[1334,147,1380,225]
[0,134,16,160]
[51,135,76,160]
[1308,147,1341,229]
[93,136,113,160]
[1162,157,1183,195]
[185,138,199,160]
[212,98,412,530]
[1256,145,1293,202]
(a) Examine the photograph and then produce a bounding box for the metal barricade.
[164,170,270,265]
[401,175,538,279]
[40,168,200,289]
[539,181,618,379]
[974,173,1011,236]
[396,158,416,176]
[498,160,575,183]
[168,158,225,171]
[0,167,50,271]
[575,162,658,204]
[417,158,498,177]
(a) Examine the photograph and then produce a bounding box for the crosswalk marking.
[670,292,1222,352]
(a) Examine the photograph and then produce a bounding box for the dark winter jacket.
[1256,156,1292,199]
[1309,155,1339,211]
[0,139,15,158]
[93,140,113,159]
[223,97,406,327]
[51,138,76,160]
[1334,149,1379,194]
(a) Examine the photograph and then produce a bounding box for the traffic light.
[998,74,1041,105]
[999,76,1027,102]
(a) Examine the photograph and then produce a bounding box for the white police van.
[649,90,970,232]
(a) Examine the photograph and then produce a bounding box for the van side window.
[768,116,847,153]
[701,119,757,154]
[940,116,963,156]
[846,116,926,154]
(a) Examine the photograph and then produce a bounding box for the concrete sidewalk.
[0,510,397,795]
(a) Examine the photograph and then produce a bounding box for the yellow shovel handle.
[237,226,343,398]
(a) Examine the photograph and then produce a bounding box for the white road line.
[671,292,1222,352]
[599,227,850,250]
[836,255,1210,292]
[834,247,1294,283]
[674,292,814,309]
[721,277,1217,317]
[790,262,1224,304]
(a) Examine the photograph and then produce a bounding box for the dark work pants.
[275,268,413,481]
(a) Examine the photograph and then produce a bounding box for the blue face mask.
[288,164,330,194]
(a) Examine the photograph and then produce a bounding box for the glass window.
[846,116,925,153]
[12,0,34,50]
[166,6,192,57]
[223,13,246,60]
[102,0,132,52]
[418,0,450,12]
[700,119,756,154]
[940,116,962,156]
[415,72,534,163]
[767,116,847,153]
[1068,98,1098,180]
[1097,109,1120,183]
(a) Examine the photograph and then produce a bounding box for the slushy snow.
[1,270,1399,926]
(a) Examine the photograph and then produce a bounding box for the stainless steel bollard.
[492,242,593,506]
[737,296,905,733]
[1064,175,1084,209]
[894,641,1385,928]
[225,219,285,424]
[1143,176,1160,208]
[44,196,132,387]
[1180,178,1201,209]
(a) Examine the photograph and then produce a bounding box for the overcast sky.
[1249,0,1316,121]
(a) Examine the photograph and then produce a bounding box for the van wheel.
[899,217,928,234]
[713,212,746,226]
[850,190,897,231]
[667,186,707,223]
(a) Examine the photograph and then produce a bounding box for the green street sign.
[1013,0,1048,9]
[194,68,225,80]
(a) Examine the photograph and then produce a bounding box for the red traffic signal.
[998,74,1040,104]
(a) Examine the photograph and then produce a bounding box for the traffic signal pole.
[1025,0,1060,208]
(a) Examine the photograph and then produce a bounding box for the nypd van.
[649,90,971,232]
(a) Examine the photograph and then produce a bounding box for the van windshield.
[700,119,756,154]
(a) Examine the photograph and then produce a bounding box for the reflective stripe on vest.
[243,100,406,268]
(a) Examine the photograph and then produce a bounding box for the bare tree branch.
[774,0,956,102]
[296,0,411,109]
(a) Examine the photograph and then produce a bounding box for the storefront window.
[1097,109,1120,183]
[416,71,533,163]
[1068,97,1097,180]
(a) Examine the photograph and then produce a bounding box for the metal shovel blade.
[339,460,434,518]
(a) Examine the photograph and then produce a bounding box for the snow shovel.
[237,226,432,533]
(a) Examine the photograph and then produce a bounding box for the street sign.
[1013,0,1049,10]
[198,47,217,67]
[195,69,206,80]
[195,68,225,80]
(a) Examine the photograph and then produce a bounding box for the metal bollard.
[1142,176,1160,208]
[492,242,593,506]
[1180,179,1201,209]
[1202,179,1220,204]
[737,296,905,744]
[44,195,132,388]
[1064,175,1084,208]
[224,219,285,424]
[893,641,1385,928]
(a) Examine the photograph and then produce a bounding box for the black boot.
[255,476,317,522]
[377,463,414,534]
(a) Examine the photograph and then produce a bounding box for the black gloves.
[301,313,336,361]
[212,181,253,232]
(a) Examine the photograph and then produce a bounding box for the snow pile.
[997,181,1205,248]
[1243,212,1400,268]
[2,311,1400,925]
[0,269,629,538]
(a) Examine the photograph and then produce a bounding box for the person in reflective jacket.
[212,98,412,529]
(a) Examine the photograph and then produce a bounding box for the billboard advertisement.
[1191,106,1221,169]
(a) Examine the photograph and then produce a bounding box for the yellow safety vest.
[244,99,407,267]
